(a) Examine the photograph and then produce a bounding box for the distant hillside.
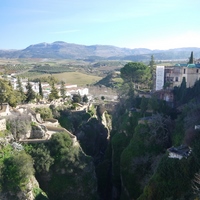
[1,41,200,61]
[94,71,123,88]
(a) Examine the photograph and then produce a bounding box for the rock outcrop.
[30,124,47,139]
[76,115,110,165]
[0,175,47,200]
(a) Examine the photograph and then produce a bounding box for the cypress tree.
[180,77,187,103]
[188,51,194,64]
[60,81,66,98]
[83,94,88,103]
[149,55,156,90]
[48,82,59,101]
[16,77,26,103]
[149,55,155,68]
[25,80,36,103]
[39,80,43,99]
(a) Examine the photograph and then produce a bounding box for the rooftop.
[168,145,192,159]
[174,63,200,68]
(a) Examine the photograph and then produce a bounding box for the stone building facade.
[156,63,200,90]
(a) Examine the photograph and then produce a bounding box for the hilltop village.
[0,74,117,142]
[1,75,89,100]
[1,52,200,200]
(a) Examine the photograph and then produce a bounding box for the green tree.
[127,81,135,106]
[148,95,159,113]
[17,77,22,89]
[120,62,149,87]
[39,80,43,99]
[48,82,59,101]
[8,90,21,107]
[25,80,36,103]
[180,77,187,94]
[26,144,54,173]
[48,76,58,85]
[82,94,88,103]
[72,93,81,103]
[149,55,155,68]
[120,62,152,103]
[149,55,156,90]
[140,96,148,116]
[60,81,66,98]
[43,132,98,200]
[101,96,105,101]
[0,79,11,109]
[174,76,187,104]
[35,107,53,120]
[188,51,194,64]
[0,79,21,108]
[16,77,26,103]
[49,132,73,163]
[2,151,34,191]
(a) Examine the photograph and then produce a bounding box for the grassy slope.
[25,71,102,86]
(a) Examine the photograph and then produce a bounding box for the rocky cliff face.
[30,124,46,139]
[76,106,112,165]
[0,175,47,200]
[0,131,98,200]
[0,134,47,200]
[1,105,99,200]
[33,133,98,200]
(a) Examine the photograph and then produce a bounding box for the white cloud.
[133,31,200,50]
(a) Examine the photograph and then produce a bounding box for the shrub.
[2,151,34,191]
[26,143,54,173]
[35,107,53,120]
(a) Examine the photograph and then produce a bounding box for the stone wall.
[0,118,6,131]
[45,125,76,140]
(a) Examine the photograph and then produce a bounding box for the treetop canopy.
[120,62,149,83]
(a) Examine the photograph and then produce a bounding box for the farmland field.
[0,58,125,86]
[29,71,102,86]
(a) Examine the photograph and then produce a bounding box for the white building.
[156,66,165,91]
[77,88,89,96]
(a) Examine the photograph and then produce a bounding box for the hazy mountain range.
[1,41,200,61]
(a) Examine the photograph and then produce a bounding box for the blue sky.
[1,0,200,50]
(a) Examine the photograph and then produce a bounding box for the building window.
[197,69,199,73]
[166,77,174,82]
[184,69,186,74]
[175,77,178,82]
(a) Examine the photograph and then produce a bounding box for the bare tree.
[148,113,173,147]
[7,115,32,140]
[192,171,200,197]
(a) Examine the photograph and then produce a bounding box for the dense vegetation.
[0,131,97,200]
[26,133,97,200]
[0,79,24,107]
[0,141,47,199]
[99,62,200,199]
[2,58,200,200]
